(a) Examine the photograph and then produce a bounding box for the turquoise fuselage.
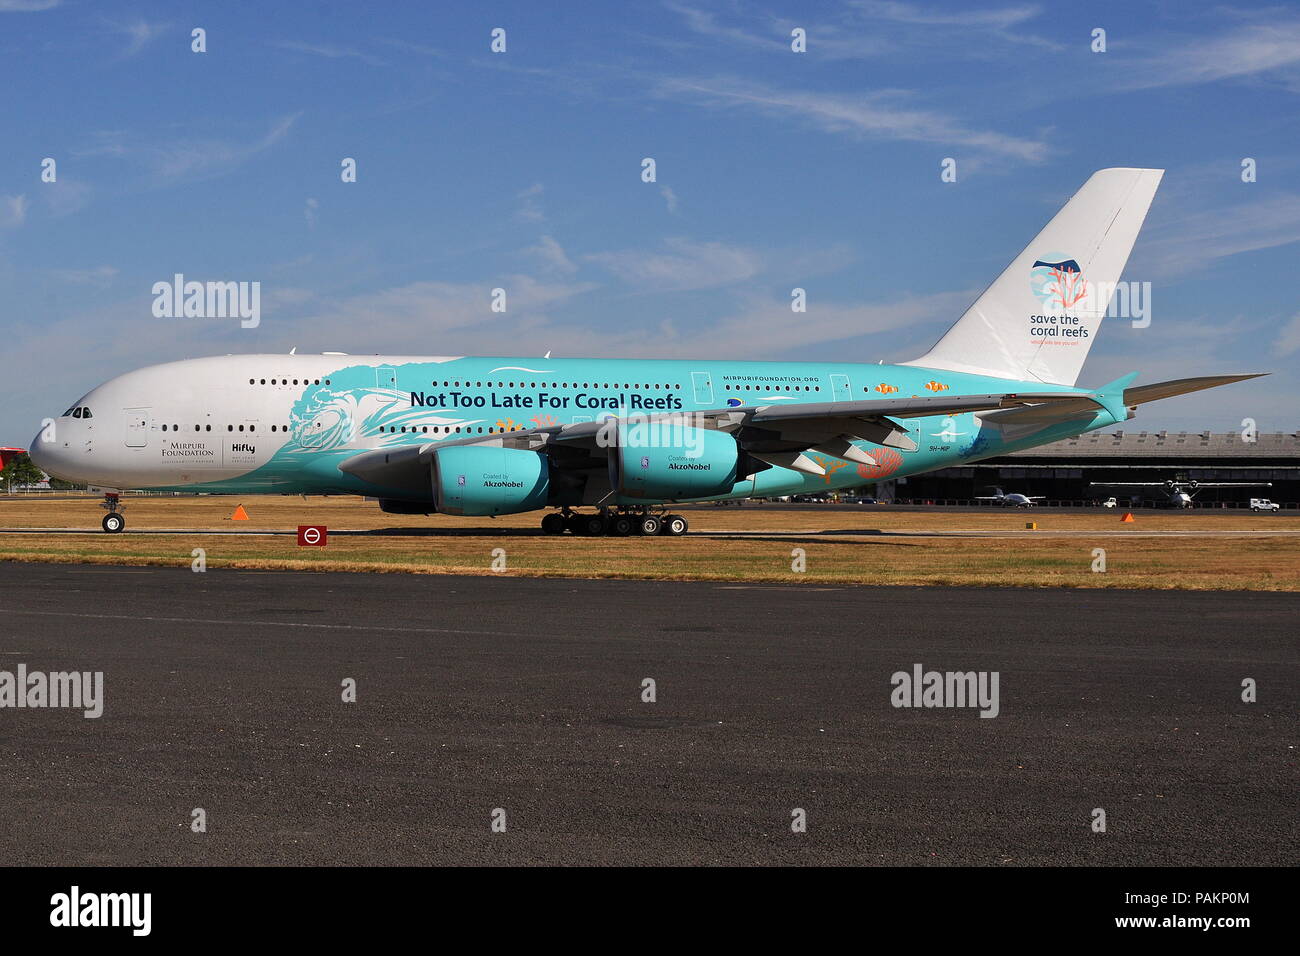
[133,355,1115,503]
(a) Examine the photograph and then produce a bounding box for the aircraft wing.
[1090,482,1171,488]
[1090,481,1272,489]
[1181,481,1271,488]
[340,390,1094,485]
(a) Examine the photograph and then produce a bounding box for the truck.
[1250,498,1281,512]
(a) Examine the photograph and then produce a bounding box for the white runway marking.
[0,606,520,638]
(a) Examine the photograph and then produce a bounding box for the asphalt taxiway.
[0,562,1294,866]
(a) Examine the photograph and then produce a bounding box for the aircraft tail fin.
[903,168,1164,386]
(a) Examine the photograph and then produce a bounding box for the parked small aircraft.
[1090,478,1272,509]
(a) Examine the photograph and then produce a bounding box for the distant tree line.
[1,451,85,491]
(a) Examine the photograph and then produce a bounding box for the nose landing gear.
[100,492,125,533]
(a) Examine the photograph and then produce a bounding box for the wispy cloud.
[668,287,975,358]
[659,185,680,213]
[272,40,389,68]
[655,75,1050,163]
[77,114,300,186]
[663,1,791,54]
[304,197,319,228]
[41,178,91,217]
[851,0,1060,50]
[1119,18,1300,89]
[526,235,577,274]
[289,276,598,347]
[665,0,1059,58]
[516,183,545,223]
[48,265,118,286]
[110,18,167,58]
[0,194,28,228]
[0,0,61,11]
[587,237,761,292]
[1134,194,1300,277]
[1274,313,1300,356]
[152,113,298,182]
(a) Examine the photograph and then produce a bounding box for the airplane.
[28,168,1266,536]
[974,487,1045,508]
[1090,478,1272,509]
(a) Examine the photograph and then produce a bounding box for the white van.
[1250,498,1280,512]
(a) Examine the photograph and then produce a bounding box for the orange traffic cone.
[1121,512,1135,523]
[231,505,250,521]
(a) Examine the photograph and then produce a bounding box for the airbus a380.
[31,168,1263,536]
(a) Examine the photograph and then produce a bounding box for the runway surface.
[2,526,1296,538]
[0,562,1295,866]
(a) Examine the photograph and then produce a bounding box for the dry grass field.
[0,494,1296,590]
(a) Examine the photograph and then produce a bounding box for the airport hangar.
[892,430,1300,508]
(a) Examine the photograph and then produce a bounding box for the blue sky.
[2,0,1298,443]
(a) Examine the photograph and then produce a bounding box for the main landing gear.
[541,508,689,537]
[100,492,125,533]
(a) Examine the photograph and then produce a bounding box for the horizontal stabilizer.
[1123,374,1267,406]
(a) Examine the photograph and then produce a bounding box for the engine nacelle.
[608,422,741,500]
[431,445,550,516]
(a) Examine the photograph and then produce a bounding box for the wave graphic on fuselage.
[283,386,473,460]
[486,366,552,375]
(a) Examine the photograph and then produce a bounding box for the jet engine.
[607,421,747,501]
[431,445,551,516]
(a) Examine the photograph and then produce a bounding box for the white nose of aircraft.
[28,425,64,479]
[28,413,90,483]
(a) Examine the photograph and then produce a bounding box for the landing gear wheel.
[637,514,662,536]
[662,514,688,536]
[102,513,125,534]
[541,513,566,535]
[608,514,634,536]
[580,514,606,536]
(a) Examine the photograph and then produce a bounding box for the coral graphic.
[810,454,850,484]
[855,447,904,480]
[530,413,558,427]
[1031,255,1089,310]
[495,417,521,432]
[1043,263,1087,309]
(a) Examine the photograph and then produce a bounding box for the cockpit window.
[62,407,76,417]
[82,407,92,418]
[72,408,82,419]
